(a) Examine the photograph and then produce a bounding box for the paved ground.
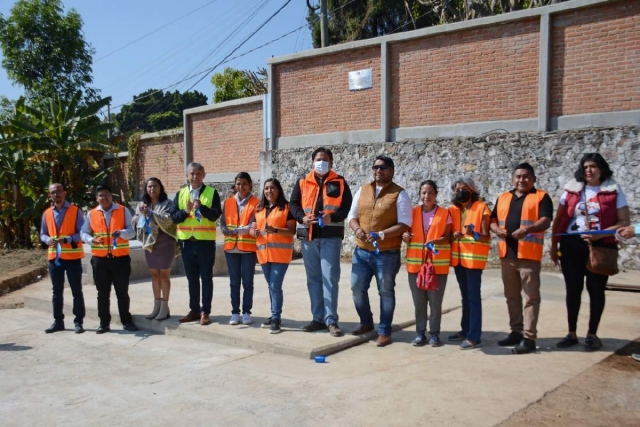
[1,262,639,426]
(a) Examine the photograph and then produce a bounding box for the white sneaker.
[229,314,240,325]
[242,313,252,325]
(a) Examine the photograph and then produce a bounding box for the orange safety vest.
[44,204,84,261]
[223,195,259,252]
[449,201,491,270]
[255,205,293,264]
[496,190,547,261]
[89,205,130,257]
[298,169,346,240]
[406,206,451,275]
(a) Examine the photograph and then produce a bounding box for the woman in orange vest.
[250,178,296,334]
[403,180,452,347]
[133,177,178,322]
[221,172,259,326]
[448,177,491,350]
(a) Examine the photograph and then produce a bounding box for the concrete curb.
[0,265,47,296]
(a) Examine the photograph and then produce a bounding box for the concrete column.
[267,63,276,150]
[182,110,192,172]
[538,13,551,132]
[380,41,391,142]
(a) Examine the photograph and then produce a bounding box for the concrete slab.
[1,272,639,427]
[22,260,504,359]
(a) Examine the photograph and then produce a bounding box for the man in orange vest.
[289,147,353,337]
[490,163,553,354]
[40,183,86,334]
[347,155,412,347]
[81,185,138,334]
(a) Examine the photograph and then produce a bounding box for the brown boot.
[179,310,200,323]
[376,335,392,347]
[200,313,210,325]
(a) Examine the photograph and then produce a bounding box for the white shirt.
[559,184,628,232]
[347,185,413,227]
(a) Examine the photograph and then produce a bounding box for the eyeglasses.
[372,165,389,171]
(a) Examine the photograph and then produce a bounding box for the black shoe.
[96,325,111,334]
[269,319,281,334]
[302,320,327,333]
[556,334,579,349]
[584,336,603,352]
[45,322,65,334]
[74,324,85,334]
[261,317,273,328]
[123,323,139,332]
[448,331,465,342]
[512,338,536,354]
[498,331,524,347]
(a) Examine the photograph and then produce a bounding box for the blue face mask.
[314,160,329,175]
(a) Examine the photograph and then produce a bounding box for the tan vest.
[356,181,404,251]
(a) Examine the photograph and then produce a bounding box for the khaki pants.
[501,258,541,340]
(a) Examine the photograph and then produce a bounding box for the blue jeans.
[351,247,401,336]
[301,237,341,325]
[454,266,483,343]
[261,262,289,320]
[181,240,215,314]
[49,259,85,325]
[225,252,257,314]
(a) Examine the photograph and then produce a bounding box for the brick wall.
[391,19,540,128]
[189,101,263,174]
[273,46,381,137]
[104,156,129,202]
[551,2,640,116]
[137,132,185,196]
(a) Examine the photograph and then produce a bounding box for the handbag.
[583,191,619,276]
[416,250,439,291]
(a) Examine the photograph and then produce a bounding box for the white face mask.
[314,160,329,175]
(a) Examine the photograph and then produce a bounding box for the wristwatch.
[378,231,385,241]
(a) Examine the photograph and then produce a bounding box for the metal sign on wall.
[348,68,372,91]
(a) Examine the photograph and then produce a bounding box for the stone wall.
[267,126,640,268]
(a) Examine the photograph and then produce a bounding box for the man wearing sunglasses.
[347,155,412,347]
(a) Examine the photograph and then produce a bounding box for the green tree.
[211,67,268,103]
[115,89,208,134]
[306,0,565,47]
[0,0,97,104]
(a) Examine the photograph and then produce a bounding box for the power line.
[95,0,220,62]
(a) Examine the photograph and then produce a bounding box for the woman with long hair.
[448,177,491,350]
[550,153,630,351]
[249,178,297,334]
[403,180,452,347]
[220,172,259,326]
[133,177,178,321]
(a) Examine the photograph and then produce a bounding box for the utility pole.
[106,100,112,141]
[320,0,328,48]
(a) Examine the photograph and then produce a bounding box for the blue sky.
[0,0,313,113]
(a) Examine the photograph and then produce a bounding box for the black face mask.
[454,190,472,204]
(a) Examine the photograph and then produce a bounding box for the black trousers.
[559,235,611,335]
[49,259,85,324]
[90,256,132,326]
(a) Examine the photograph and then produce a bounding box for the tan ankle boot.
[155,299,170,321]
[146,299,161,319]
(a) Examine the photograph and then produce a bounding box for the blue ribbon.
[370,232,380,254]
[527,229,616,238]
[466,224,480,241]
[54,241,61,266]
[318,216,324,228]
[144,215,152,235]
[195,208,202,222]
[425,242,439,255]
[112,234,119,251]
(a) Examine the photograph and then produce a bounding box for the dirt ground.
[501,339,640,427]
[0,248,46,271]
